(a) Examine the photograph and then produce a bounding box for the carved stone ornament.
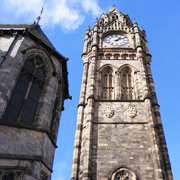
[104,107,114,118]
[111,167,137,180]
[126,107,137,118]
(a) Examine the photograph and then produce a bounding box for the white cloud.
[81,0,102,17]
[42,0,85,31]
[2,0,103,31]
[3,0,43,17]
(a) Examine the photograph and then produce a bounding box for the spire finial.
[34,7,43,25]
[113,3,115,7]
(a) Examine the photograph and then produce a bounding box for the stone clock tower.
[71,5,173,180]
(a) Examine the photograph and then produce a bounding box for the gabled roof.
[0,24,55,49]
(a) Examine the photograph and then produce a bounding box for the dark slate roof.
[0,24,55,49]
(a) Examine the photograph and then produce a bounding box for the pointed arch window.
[120,66,133,100]
[2,56,46,125]
[101,67,114,99]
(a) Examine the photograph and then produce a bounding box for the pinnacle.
[86,25,90,32]
[94,18,98,24]
[133,18,137,24]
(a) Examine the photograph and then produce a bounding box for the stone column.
[81,19,98,180]
[71,60,89,180]
[145,60,173,180]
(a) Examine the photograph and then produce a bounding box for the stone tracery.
[111,168,137,180]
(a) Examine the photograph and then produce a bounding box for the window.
[120,66,133,100]
[2,56,45,125]
[101,66,114,99]
[111,168,137,180]
[114,170,130,180]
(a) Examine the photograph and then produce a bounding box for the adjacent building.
[0,23,70,180]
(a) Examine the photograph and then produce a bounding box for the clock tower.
[71,5,173,180]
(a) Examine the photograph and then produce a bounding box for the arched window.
[120,66,133,100]
[111,168,137,180]
[2,56,46,125]
[101,66,114,99]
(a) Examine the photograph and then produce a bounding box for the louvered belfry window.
[2,56,45,125]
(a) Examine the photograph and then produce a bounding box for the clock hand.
[117,37,123,40]
[114,37,120,41]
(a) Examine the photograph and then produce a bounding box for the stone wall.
[91,101,156,180]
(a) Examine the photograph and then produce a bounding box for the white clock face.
[104,34,129,46]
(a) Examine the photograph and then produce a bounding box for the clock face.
[104,34,129,46]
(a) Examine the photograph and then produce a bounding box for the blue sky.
[0,0,179,179]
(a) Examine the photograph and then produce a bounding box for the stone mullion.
[71,62,89,180]
[133,71,138,100]
[98,73,101,99]
[145,62,173,180]
[119,72,122,99]
[99,33,102,49]
[115,72,119,100]
[107,73,110,99]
